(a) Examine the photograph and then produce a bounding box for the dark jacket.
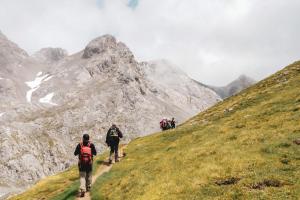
[106,126,123,145]
[74,141,97,172]
[171,119,176,128]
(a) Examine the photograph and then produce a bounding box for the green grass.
[9,165,78,200]
[9,152,108,200]
[90,61,300,199]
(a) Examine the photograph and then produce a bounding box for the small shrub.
[228,135,237,140]
[235,124,245,129]
[292,107,299,112]
[280,158,290,165]
[215,177,240,186]
[277,142,291,148]
[261,147,274,154]
[293,139,300,145]
[250,179,283,190]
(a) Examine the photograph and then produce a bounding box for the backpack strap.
[80,142,90,147]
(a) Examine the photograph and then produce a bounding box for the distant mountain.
[0,31,221,197]
[208,75,256,99]
[32,47,68,64]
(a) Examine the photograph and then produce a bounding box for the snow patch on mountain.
[36,71,43,76]
[25,73,52,103]
[39,93,57,106]
[43,75,53,82]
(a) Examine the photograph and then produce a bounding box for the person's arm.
[74,144,80,156]
[117,128,123,138]
[91,143,97,156]
[106,129,110,144]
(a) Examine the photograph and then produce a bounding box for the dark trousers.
[109,142,119,161]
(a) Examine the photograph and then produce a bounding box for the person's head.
[83,134,90,142]
[172,117,174,120]
[112,124,116,128]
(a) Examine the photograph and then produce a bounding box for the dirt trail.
[76,145,126,200]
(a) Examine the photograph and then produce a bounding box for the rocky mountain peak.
[82,34,118,59]
[32,47,68,63]
[0,30,28,75]
[0,30,7,39]
[0,30,27,55]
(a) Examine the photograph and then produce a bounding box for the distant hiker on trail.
[171,117,176,129]
[74,134,97,197]
[106,124,123,164]
[160,118,171,131]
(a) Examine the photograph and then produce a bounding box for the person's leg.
[115,142,119,162]
[79,171,86,196]
[85,170,92,191]
[109,144,114,163]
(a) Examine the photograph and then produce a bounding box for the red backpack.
[80,142,92,165]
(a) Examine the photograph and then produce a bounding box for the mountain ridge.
[207,74,256,99]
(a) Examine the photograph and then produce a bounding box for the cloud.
[0,0,299,85]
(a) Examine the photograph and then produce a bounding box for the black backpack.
[109,128,118,137]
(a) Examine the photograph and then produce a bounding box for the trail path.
[76,145,126,200]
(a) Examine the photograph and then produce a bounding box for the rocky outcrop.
[32,48,68,64]
[0,30,28,74]
[82,35,118,59]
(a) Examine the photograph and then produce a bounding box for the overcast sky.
[0,0,299,86]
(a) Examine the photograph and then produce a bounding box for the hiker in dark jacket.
[74,134,97,197]
[106,124,123,164]
[171,117,176,129]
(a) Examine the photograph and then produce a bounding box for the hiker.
[171,117,176,129]
[106,124,123,164]
[160,119,164,130]
[74,134,97,197]
[160,118,171,131]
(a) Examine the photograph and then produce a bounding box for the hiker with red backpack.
[106,124,123,164]
[160,118,171,131]
[74,134,97,197]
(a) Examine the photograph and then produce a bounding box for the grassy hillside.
[9,153,108,200]
[10,61,300,200]
[91,61,300,200]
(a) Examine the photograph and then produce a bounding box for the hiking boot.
[109,159,112,165]
[77,190,85,198]
[115,159,119,162]
[80,191,85,197]
[86,186,91,192]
